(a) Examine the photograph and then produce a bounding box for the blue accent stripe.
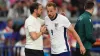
[64,27,69,51]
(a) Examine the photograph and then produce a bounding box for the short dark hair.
[46,2,57,9]
[7,19,12,23]
[84,1,94,10]
[30,3,41,14]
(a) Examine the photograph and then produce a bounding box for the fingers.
[41,24,45,27]
[41,25,47,33]
[80,48,86,55]
[80,50,85,55]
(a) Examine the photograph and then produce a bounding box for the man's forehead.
[39,5,43,8]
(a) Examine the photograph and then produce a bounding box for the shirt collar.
[50,13,58,21]
[85,11,92,16]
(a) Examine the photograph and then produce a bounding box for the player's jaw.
[37,13,41,17]
[37,10,42,17]
[48,14,53,19]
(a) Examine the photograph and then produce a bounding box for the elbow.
[31,35,38,40]
[30,32,38,40]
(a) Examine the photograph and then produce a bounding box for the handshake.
[40,24,47,34]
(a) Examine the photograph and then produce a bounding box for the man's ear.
[34,9,37,13]
[54,7,57,12]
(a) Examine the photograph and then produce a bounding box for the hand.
[80,45,86,55]
[40,25,46,34]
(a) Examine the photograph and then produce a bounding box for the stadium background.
[0,0,100,56]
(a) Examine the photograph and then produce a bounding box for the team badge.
[55,23,58,30]
[89,19,91,22]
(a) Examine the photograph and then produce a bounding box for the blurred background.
[0,0,100,56]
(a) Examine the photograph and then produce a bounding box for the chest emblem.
[55,23,58,30]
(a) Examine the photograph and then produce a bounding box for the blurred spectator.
[96,0,100,17]
[1,19,13,40]
[37,0,53,19]
[67,1,78,17]
[14,37,26,56]
[20,24,25,36]
[8,0,30,19]
[12,23,21,42]
[92,1,98,16]
[37,0,48,7]
[37,0,53,7]
[0,0,8,17]
[0,19,14,56]
[3,19,13,33]
[71,0,86,16]
[7,4,18,18]
[21,0,31,18]
[5,0,11,9]
[59,2,71,18]
[53,0,63,7]
[0,0,6,9]
[10,0,16,6]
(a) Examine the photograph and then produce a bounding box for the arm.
[68,25,85,54]
[68,25,84,48]
[62,16,85,54]
[29,25,46,40]
[26,18,46,40]
[29,32,42,40]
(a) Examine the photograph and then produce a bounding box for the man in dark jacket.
[75,1,96,56]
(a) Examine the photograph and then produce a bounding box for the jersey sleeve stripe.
[64,27,70,51]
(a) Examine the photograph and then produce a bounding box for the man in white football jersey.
[45,2,86,56]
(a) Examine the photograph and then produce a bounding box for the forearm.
[37,32,43,38]
[30,32,43,40]
[68,25,84,47]
[71,30,83,47]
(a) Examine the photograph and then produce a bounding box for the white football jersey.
[45,14,71,54]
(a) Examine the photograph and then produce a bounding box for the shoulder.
[58,14,66,18]
[78,13,87,21]
[38,18,44,25]
[25,15,35,23]
[44,16,50,21]
[58,14,69,21]
[78,14,91,24]
[45,16,49,20]
[81,12,90,19]
[25,15,35,26]
[38,17,44,21]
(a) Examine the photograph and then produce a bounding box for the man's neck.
[86,10,92,14]
[7,26,12,29]
[53,14,56,19]
[50,13,58,21]
[32,13,37,19]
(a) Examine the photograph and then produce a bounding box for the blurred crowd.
[0,0,100,18]
[0,0,100,56]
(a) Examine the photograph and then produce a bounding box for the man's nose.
[48,12,51,15]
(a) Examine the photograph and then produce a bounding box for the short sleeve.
[44,16,48,25]
[62,17,71,28]
[26,20,36,32]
